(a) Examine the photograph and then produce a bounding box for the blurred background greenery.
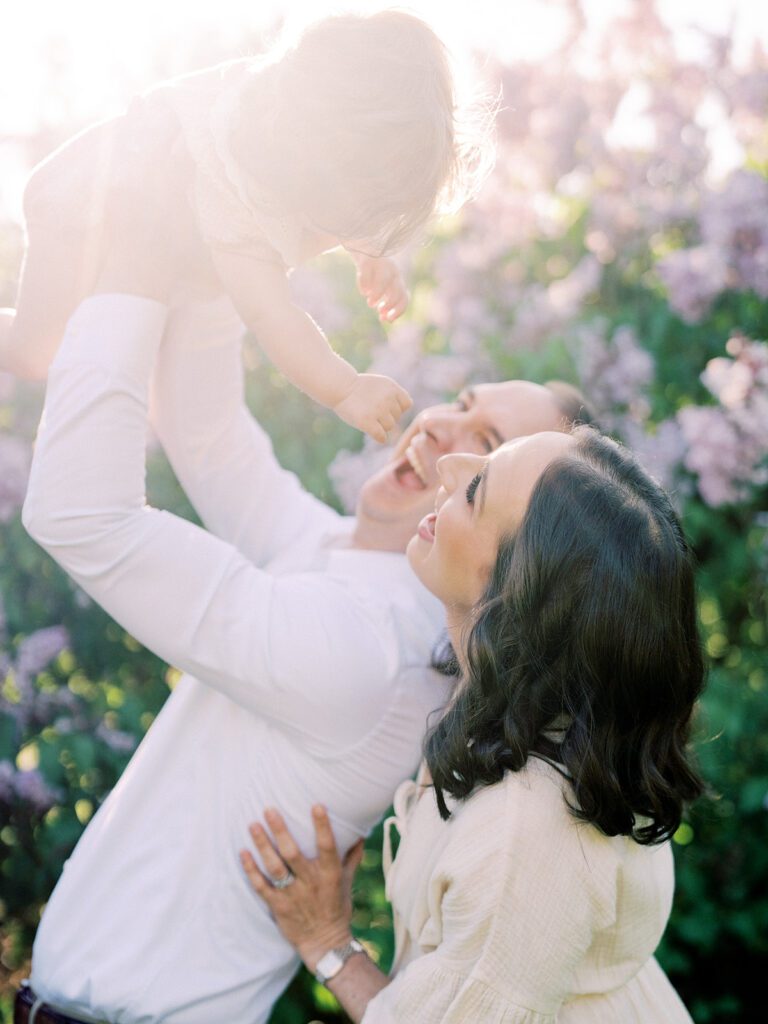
[1,2,767,1021]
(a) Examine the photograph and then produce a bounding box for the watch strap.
[314,937,366,985]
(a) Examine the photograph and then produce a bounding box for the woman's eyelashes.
[466,472,482,505]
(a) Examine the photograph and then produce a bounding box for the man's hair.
[238,10,496,255]
[426,427,705,845]
[544,379,599,430]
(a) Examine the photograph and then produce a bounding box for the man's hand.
[354,255,409,323]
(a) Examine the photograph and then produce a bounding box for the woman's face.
[407,431,576,613]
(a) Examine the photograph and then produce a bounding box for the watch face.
[316,949,344,980]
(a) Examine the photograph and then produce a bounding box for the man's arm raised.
[150,298,341,569]
[22,186,392,748]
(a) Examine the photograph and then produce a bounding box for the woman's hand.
[240,805,365,971]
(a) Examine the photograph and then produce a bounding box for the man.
[18,210,593,1024]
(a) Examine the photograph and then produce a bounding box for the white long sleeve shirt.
[23,295,446,1024]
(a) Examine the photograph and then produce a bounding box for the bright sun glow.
[4,1,768,125]
[2,0,767,220]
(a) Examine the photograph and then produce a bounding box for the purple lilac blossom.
[677,338,768,506]
[13,768,61,812]
[15,625,70,678]
[0,434,31,523]
[0,759,15,803]
[621,418,688,497]
[547,255,602,318]
[95,722,137,754]
[678,405,745,506]
[574,321,654,419]
[700,170,768,300]
[656,245,730,324]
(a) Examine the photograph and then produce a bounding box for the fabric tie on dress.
[382,778,420,890]
[382,773,428,974]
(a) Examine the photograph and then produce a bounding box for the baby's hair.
[237,10,496,255]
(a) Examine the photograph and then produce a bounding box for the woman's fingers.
[341,838,365,888]
[312,804,341,870]
[244,807,357,897]
[239,848,272,898]
[248,822,292,883]
[263,808,305,872]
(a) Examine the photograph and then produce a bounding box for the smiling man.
[353,379,592,554]
[20,252,594,1023]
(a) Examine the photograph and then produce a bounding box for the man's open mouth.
[393,447,429,491]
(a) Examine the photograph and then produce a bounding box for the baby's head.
[240,11,494,256]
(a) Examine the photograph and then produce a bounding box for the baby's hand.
[355,256,409,323]
[333,373,412,444]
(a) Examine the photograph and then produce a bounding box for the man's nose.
[419,409,458,452]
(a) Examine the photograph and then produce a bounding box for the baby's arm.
[213,250,411,442]
[351,254,409,323]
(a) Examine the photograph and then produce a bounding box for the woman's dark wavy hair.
[426,427,706,844]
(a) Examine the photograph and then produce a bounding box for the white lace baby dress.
[24,57,304,273]
[146,57,305,269]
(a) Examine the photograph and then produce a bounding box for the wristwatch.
[314,938,366,986]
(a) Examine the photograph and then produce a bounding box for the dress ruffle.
[362,960,557,1024]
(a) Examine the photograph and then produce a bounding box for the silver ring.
[271,870,295,890]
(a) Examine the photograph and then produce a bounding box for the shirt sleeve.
[22,295,392,744]
[362,770,613,1023]
[149,297,341,567]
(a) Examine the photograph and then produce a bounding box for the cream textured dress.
[362,758,694,1023]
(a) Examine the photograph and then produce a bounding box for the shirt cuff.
[52,294,169,383]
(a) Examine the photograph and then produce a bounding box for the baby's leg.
[0,222,101,379]
[0,119,121,379]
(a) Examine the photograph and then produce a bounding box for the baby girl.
[1,11,488,442]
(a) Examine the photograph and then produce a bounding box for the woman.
[241,427,703,1022]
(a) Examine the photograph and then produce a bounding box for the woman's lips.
[417,512,437,541]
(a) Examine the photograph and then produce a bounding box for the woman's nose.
[436,452,484,490]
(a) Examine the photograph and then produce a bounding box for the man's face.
[356,380,567,533]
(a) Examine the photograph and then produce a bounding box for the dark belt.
[14,984,103,1024]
